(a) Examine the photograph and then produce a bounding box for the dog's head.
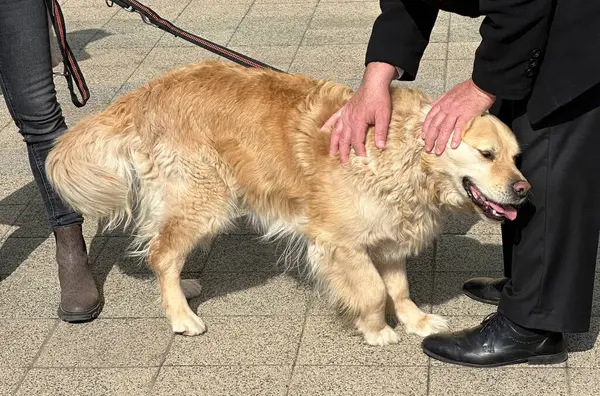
[426,113,529,222]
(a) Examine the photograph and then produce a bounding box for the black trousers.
[0,0,83,229]
[492,86,600,333]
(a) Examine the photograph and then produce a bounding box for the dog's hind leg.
[148,192,232,336]
[308,242,399,346]
[372,252,449,337]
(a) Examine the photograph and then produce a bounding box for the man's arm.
[472,0,554,99]
[365,0,439,81]
[422,0,556,155]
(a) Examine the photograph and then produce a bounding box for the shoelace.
[479,312,504,335]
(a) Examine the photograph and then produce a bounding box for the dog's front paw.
[170,309,207,336]
[405,313,449,337]
[363,325,400,346]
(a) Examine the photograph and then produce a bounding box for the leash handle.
[106,0,285,73]
[45,0,90,107]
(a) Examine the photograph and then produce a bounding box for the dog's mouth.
[462,178,517,221]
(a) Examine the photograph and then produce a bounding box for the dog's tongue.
[488,201,518,221]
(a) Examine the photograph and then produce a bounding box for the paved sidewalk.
[1,1,599,395]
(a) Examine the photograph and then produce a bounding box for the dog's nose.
[512,180,531,198]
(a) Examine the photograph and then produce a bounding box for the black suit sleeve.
[472,0,554,99]
[365,0,439,81]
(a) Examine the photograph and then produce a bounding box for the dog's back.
[46,61,355,240]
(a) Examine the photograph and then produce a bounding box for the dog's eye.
[479,150,495,161]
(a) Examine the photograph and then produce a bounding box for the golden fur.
[46,60,527,345]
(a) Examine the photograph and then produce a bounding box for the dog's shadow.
[182,212,600,354]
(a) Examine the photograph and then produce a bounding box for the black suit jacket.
[366,0,600,125]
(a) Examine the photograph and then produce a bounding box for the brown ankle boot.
[54,224,102,322]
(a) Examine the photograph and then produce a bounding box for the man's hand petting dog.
[323,62,396,164]
[324,70,496,163]
[422,79,496,155]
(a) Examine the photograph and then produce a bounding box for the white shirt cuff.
[395,66,405,80]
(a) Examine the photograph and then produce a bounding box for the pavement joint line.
[285,300,311,395]
[565,367,574,396]
[288,0,321,74]
[7,201,37,243]
[443,12,452,92]
[147,333,175,394]
[224,0,258,50]
[0,205,28,239]
[196,238,217,276]
[11,318,60,396]
[425,238,438,396]
[8,370,28,396]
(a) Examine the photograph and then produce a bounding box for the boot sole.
[58,301,102,323]
[422,347,568,368]
[462,288,500,306]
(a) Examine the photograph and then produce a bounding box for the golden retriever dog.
[46,60,529,346]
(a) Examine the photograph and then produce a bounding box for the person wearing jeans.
[0,0,101,321]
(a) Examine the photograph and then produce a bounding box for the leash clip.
[105,0,134,12]
[140,14,152,25]
[106,0,150,24]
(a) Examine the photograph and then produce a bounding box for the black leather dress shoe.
[462,277,509,305]
[421,312,567,367]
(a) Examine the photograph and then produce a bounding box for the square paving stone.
[289,44,369,82]
[301,2,381,45]
[152,366,291,396]
[197,272,309,316]
[568,368,600,396]
[445,59,475,90]
[565,317,600,367]
[288,366,427,396]
[35,319,172,367]
[436,234,503,271]
[448,14,485,42]
[0,368,27,395]
[158,2,253,47]
[0,178,36,207]
[429,367,568,396]
[395,60,447,100]
[165,316,303,366]
[0,319,55,367]
[296,315,428,366]
[441,212,501,235]
[229,3,317,47]
[204,234,282,273]
[16,367,156,396]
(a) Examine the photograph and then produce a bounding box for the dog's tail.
[46,102,143,231]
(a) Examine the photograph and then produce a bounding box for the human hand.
[422,79,496,155]
[323,62,397,164]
